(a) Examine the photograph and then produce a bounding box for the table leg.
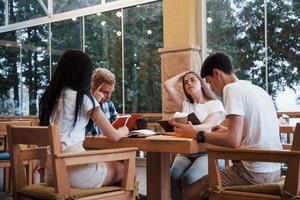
[146,152,171,200]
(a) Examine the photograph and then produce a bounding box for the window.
[53,0,100,14]
[51,18,83,74]
[85,10,123,111]
[0,0,162,116]
[9,0,47,23]
[206,0,300,111]
[123,2,163,113]
[0,1,4,26]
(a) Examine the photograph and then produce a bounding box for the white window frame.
[0,0,159,33]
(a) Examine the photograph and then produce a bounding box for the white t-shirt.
[50,88,100,151]
[182,99,225,123]
[223,80,282,173]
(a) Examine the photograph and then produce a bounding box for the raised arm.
[163,71,188,109]
[88,107,129,141]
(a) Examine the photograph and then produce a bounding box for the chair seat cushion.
[18,183,123,200]
[223,180,284,195]
[0,152,9,160]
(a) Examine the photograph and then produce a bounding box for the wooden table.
[84,134,214,200]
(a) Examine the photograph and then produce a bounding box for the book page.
[128,129,156,138]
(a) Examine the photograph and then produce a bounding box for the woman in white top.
[164,71,224,200]
[39,50,129,188]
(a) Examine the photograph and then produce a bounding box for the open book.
[112,114,142,131]
[127,129,156,138]
[158,112,201,132]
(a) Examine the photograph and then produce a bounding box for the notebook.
[112,114,143,131]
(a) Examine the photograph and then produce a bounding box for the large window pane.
[51,18,83,74]
[54,0,100,14]
[206,0,300,111]
[124,2,163,113]
[267,1,300,111]
[207,0,265,88]
[0,0,4,26]
[85,10,123,112]
[21,24,49,115]
[9,0,46,24]
[0,31,20,115]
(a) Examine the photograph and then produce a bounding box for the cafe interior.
[0,0,299,199]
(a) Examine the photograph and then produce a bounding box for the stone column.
[159,45,202,119]
[160,0,205,119]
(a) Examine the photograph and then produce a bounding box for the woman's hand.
[117,126,129,137]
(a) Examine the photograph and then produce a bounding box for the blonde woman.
[164,70,225,200]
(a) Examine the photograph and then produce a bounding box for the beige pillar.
[159,0,205,118]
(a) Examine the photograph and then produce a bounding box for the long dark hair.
[39,49,94,126]
[182,71,216,103]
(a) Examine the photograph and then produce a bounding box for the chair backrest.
[0,120,33,132]
[283,123,300,197]
[0,120,34,152]
[291,123,300,151]
[7,125,67,193]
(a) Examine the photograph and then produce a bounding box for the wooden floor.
[0,159,146,199]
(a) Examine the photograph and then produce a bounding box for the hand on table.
[117,126,129,137]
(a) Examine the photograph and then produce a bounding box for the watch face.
[197,131,205,143]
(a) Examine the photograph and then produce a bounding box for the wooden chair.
[7,125,137,200]
[207,123,300,200]
[0,120,34,193]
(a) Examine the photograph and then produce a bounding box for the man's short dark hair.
[200,52,234,78]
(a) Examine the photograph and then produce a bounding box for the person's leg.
[181,155,208,189]
[102,161,125,186]
[220,162,281,186]
[170,155,192,200]
[182,175,209,200]
[182,161,281,200]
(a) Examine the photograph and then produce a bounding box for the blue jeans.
[170,154,208,200]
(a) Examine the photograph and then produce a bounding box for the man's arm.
[173,114,244,148]
[204,115,244,148]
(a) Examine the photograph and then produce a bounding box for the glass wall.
[9,0,47,23]
[206,0,300,111]
[85,10,123,111]
[124,3,163,113]
[54,0,100,14]
[0,1,4,26]
[0,1,163,116]
[20,24,49,115]
[51,18,83,74]
[0,31,20,116]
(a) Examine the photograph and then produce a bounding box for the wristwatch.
[196,131,205,143]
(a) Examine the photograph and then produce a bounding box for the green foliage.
[0,1,163,116]
[207,0,300,103]
[123,2,163,113]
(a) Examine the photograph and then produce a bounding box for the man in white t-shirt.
[173,53,282,200]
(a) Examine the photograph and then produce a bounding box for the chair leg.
[3,167,10,193]
[26,160,35,185]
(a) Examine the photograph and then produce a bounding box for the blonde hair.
[182,71,216,103]
[91,68,116,91]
